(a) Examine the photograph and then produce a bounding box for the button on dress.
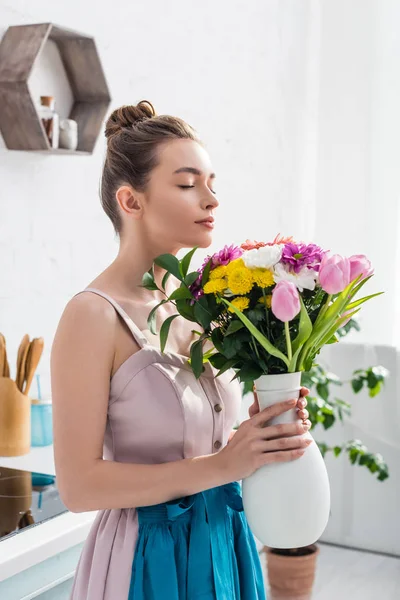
[69,288,266,600]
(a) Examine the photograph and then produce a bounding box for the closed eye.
[178,185,216,194]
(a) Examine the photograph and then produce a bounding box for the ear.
[115,185,144,220]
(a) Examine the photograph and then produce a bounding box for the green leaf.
[208,352,227,369]
[175,299,197,322]
[190,339,205,378]
[201,259,212,286]
[211,327,225,354]
[141,270,159,291]
[194,297,213,329]
[292,295,313,354]
[346,291,384,311]
[215,358,240,377]
[154,254,183,281]
[185,271,200,287]
[161,270,171,291]
[181,247,199,277]
[225,321,244,336]
[232,363,264,382]
[159,314,180,351]
[220,297,290,368]
[317,383,329,401]
[147,299,168,335]
[169,286,193,301]
[351,377,364,393]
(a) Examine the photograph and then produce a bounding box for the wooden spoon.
[0,334,10,378]
[23,338,44,396]
[18,342,32,392]
[17,336,31,392]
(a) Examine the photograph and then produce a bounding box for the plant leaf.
[225,321,245,336]
[154,254,183,281]
[175,299,197,322]
[220,297,290,368]
[194,297,213,329]
[185,271,200,287]
[345,291,384,311]
[181,247,198,277]
[147,299,168,335]
[190,339,205,378]
[292,295,313,354]
[141,270,159,291]
[201,259,212,286]
[161,271,171,291]
[160,314,180,352]
[169,287,193,301]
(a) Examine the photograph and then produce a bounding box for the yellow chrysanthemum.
[258,294,272,308]
[252,268,274,288]
[228,296,250,313]
[226,258,245,275]
[209,265,228,280]
[204,278,227,294]
[227,267,254,295]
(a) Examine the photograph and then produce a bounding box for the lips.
[195,217,215,224]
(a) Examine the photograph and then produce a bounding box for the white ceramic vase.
[242,372,331,549]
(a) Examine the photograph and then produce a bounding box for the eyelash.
[178,185,216,195]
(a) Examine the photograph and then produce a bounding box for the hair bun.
[105,101,156,139]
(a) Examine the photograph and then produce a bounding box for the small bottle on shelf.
[39,96,60,149]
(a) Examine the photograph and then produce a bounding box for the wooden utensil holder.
[0,377,31,456]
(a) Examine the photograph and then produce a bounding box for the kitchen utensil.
[23,338,44,396]
[0,377,31,456]
[16,335,30,392]
[0,334,10,377]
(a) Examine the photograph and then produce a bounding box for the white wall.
[0,0,399,555]
[0,0,318,397]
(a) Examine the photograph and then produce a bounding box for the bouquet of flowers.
[142,234,383,381]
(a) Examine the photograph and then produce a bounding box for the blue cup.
[31,402,53,446]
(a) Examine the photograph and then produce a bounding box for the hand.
[227,385,311,445]
[218,397,313,482]
[249,384,311,427]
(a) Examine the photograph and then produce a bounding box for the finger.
[297,408,309,421]
[252,399,297,427]
[260,419,309,440]
[258,434,312,453]
[300,387,310,397]
[260,448,306,466]
[248,402,259,418]
[297,397,307,409]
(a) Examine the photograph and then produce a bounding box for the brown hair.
[101,100,200,235]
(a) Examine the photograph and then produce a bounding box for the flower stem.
[285,322,293,362]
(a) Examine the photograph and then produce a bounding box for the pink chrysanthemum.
[281,242,326,274]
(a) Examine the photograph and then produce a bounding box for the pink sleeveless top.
[69,287,243,600]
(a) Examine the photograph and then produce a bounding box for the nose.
[202,189,219,211]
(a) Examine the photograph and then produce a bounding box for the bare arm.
[51,293,228,513]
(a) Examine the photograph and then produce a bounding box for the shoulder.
[51,291,118,365]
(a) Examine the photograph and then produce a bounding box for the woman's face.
[141,138,219,251]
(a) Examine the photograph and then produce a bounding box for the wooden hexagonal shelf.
[0,23,111,153]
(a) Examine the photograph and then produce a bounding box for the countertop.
[0,445,96,582]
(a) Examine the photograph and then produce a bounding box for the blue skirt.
[128,481,267,600]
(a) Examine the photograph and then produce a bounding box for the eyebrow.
[173,167,216,179]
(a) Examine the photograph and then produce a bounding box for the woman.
[51,101,312,600]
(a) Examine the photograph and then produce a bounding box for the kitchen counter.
[0,445,96,588]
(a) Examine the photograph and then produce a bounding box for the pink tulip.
[271,281,301,322]
[349,254,374,282]
[319,254,351,294]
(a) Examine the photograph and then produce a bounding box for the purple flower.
[281,242,326,274]
[189,244,243,301]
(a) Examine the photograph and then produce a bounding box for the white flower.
[273,262,318,292]
[242,245,283,269]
